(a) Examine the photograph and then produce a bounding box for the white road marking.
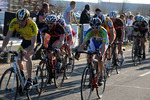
[106,84,150,90]
[139,71,150,77]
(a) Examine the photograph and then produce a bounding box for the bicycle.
[107,42,123,75]
[79,51,106,100]
[131,34,143,66]
[0,51,43,100]
[60,44,75,79]
[38,47,65,91]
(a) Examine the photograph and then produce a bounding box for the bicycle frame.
[2,51,25,92]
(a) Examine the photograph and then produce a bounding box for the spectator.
[120,14,126,25]
[63,1,79,25]
[126,15,134,26]
[80,4,90,24]
[93,8,105,24]
[36,2,49,30]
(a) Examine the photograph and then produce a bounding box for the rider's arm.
[24,36,37,52]
[67,34,73,45]
[100,42,107,57]
[57,34,65,49]
[109,29,115,44]
[121,27,125,41]
[1,30,13,50]
[78,41,87,51]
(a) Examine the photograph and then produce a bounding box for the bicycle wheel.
[81,66,95,100]
[39,61,49,92]
[64,53,75,79]
[116,54,122,74]
[35,65,43,95]
[0,67,19,100]
[133,48,138,66]
[54,66,65,88]
[132,44,135,62]
[96,71,106,99]
[26,65,43,100]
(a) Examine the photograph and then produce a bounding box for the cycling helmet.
[89,17,102,29]
[16,9,30,20]
[134,15,139,21]
[108,11,117,18]
[46,15,57,22]
[136,16,144,22]
[57,18,65,25]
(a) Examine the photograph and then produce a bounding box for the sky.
[63,0,150,4]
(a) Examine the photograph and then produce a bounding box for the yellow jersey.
[9,18,38,40]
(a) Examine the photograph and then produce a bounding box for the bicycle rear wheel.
[54,67,65,88]
[81,66,95,100]
[0,67,19,100]
[64,53,75,79]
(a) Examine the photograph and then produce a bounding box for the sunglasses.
[91,26,100,29]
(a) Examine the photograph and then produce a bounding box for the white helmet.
[108,11,117,18]
[46,15,57,22]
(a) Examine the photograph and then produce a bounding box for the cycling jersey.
[40,23,65,48]
[112,18,124,40]
[104,17,116,40]
[9,18,38,40]
[133,20,148,37]
[84,26,108,43]
[63,24,76,44]
[9,18,41,52]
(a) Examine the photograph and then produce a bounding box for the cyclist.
[0,9,42,90]
[108,11,125,66]
[75,18,109,85]
[40,15,65,83]
[133,16,148,59]
[101,16,116,69]
[57,18,75,66]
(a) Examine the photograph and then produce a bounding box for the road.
[0,44,150,100]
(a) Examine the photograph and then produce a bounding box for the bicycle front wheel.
[0,67,19,100]
[96,71,106,99]
[81,66,95,100]
[116,54,122,74]
[39,61,49,92]
[64,53,75,79]
[54,67,65,88]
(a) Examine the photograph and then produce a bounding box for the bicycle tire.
[39,61,49,92]
[54,66,65,88]
[116,54,122,74]
[0,67,19,100]
[64,53,75,79]
[35,65,43,97]
[133,47,138,66]
[96,71,106,99]
[26,65,43,100]
[132,44,135,62]
[81,66,94,100]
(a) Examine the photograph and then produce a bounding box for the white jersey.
[64,24,72,36]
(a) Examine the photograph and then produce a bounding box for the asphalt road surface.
[0,44,150,100]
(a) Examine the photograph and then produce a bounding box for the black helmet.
[90,17,102,29]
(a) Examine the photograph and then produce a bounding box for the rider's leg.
[141,37,146,59]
